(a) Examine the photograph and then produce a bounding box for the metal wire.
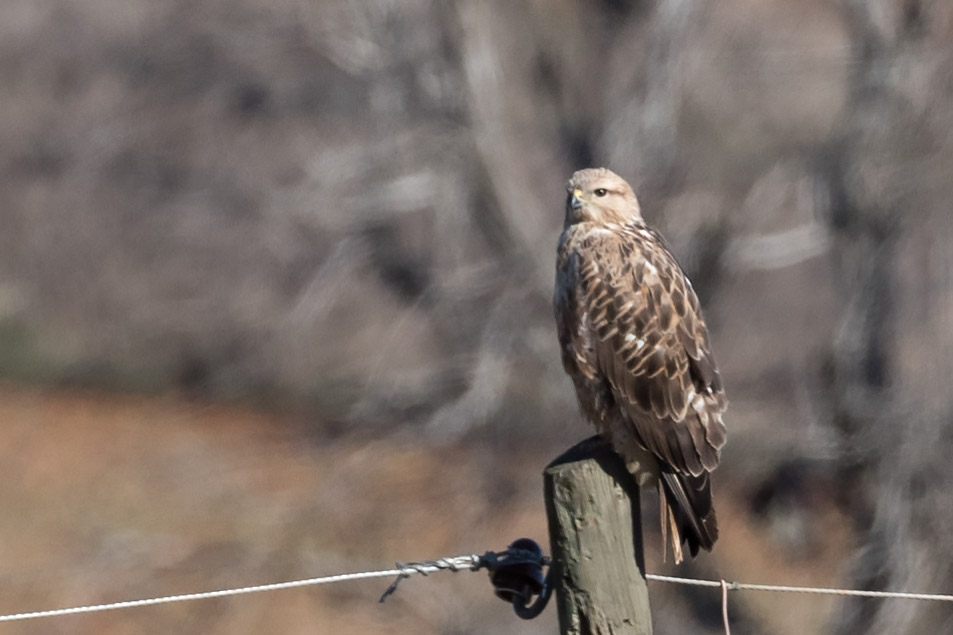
[3,554,953,623]
[646,574,953,602]
[0,556,483,623]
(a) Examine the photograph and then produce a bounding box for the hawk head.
[565,167,642,226]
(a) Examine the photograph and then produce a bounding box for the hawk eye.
[594,188,608,197]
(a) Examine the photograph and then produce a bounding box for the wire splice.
[379,540,552,619]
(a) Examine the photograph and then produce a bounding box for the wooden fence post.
[544,435,653,635]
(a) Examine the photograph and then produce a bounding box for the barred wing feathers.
[575,225,727,478]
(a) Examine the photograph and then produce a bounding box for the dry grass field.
[0,382,856,634]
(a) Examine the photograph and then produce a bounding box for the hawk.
[553,167,727,563]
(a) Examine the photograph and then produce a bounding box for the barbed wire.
[3,550,953,624]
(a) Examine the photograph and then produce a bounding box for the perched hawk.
[553,167,727,563]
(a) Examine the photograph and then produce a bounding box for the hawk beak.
[570,189,584,211]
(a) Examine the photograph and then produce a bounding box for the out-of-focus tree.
[826,1,953,633]
[1,0,953,632]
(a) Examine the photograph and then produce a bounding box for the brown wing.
[576,225,727,477]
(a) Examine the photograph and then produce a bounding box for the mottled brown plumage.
[553,167,727,563]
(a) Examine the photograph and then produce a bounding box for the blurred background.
[1,0,952,633]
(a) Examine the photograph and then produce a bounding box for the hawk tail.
[659,468,717,563]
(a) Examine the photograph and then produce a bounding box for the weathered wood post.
[544,435,652,634]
